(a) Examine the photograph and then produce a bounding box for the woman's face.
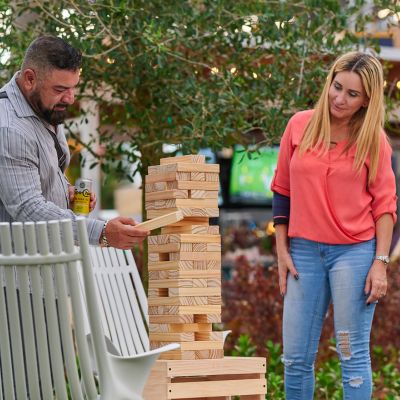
[328,71,369,122]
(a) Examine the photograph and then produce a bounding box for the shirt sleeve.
[368,134,397,224]
[0,127,104,245]
[270,117,294,197]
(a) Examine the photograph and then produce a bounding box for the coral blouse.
[271,110,397,244]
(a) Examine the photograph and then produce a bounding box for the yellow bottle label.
[73,189,90,215]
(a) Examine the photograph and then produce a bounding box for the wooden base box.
[143,356,267,400]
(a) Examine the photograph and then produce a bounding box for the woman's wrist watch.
[100,220,110,247]
[375,255,390,265]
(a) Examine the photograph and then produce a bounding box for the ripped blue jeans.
[282,237,376,399]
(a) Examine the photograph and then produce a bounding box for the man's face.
[28,68,80,125]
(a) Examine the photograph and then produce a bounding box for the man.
[0,35,148,248]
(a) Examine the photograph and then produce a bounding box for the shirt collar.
[1,72,58,134]
[1,72,37,119]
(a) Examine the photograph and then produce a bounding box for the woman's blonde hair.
[299,51,385,183]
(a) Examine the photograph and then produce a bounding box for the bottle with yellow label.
[73,178,92,216]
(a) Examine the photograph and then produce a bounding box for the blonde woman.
[271,52,397,399]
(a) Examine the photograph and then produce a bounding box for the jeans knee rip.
[337,330,352,360]
[349,376,363,388]
[280,355,294,366]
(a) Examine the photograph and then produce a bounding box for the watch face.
[377,256,390,264]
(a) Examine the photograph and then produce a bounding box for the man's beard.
[29,90,68,125]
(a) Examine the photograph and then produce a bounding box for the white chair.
[83,245,230,360]
[0,218,178,400]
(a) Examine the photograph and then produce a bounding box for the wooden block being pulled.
[135,210,184,231]
[160,155,206,165]
[145,171,190,184]
[169,252,221,262]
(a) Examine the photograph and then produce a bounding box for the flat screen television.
[229,145,279,206]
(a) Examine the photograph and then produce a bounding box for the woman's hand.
[277,250,299,296]
[364,260,387,304]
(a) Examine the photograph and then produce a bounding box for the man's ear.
[20,69,37,91]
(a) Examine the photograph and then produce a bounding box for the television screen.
[229,146,279,205]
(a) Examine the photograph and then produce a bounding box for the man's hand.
[102,217,149,249]
[68,184,97,212]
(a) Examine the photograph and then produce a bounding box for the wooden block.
[195,349,225,360]
[169,252,221,262]
[148,279,197,289]
[156,341,223,351]
[193,261,222,270]
[194,314,221,323]
[148,243,181,253]
[190,190,219,199]
[191,172,205,181]
[168,378,267,397]
[148,305,222,315]
[145,171,191,184]
[148,296,208,306]
[160,155,206,164]
[205,173,220,182]
[148,163,219,175]
[207,296,222,305]
[145,190,188,201]
[149,314,194,324]
[170,217,210,227]
[149,332,194,342]
[135,211,184,231]
[207,279,221,287]
[158,350,196,360]
[168,234,221,244]
[168,180,219,191]
[147,199,218,209]
[168,270,221,279]
[148,234,170,245]
[192,243,221,252]
[195,331,224,341]
[168,287,220,297]
[149,323,212,333]
[147,207,219,219]
[161,225,220,235]
[145,181,168,193]
[148,261,194,271]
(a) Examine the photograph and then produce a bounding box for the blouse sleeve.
[368,134,397,224]
[270,117,295,197]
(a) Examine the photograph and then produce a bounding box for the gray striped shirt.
[0,73,104,245]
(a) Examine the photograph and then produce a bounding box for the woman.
[271,52,397,399]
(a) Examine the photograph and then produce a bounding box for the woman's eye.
[349,92,357,97]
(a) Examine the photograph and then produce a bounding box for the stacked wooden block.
[145,154,223,360]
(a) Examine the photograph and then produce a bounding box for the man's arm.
[0,126,104,244]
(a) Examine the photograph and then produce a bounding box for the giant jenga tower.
[145,154,223,360]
